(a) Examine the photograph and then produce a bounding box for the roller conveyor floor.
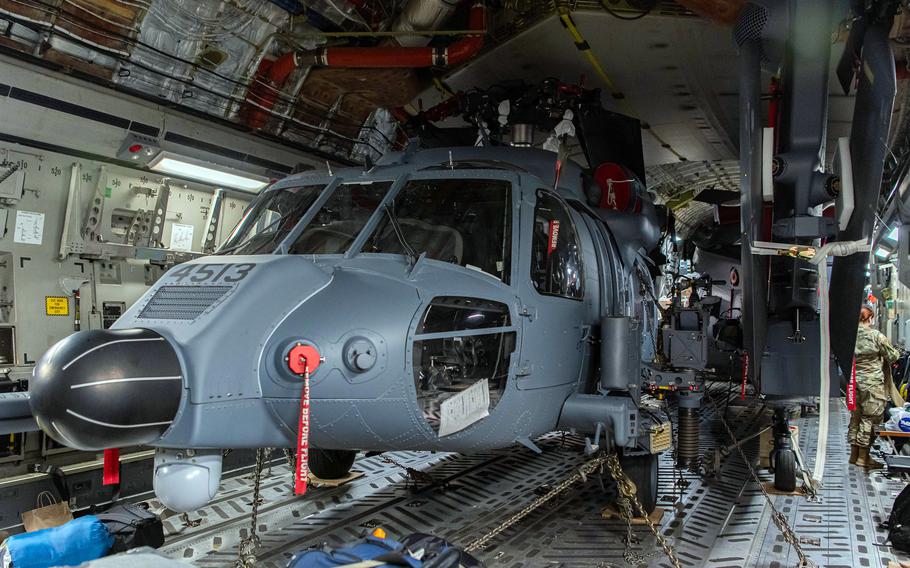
[156,395,910,568]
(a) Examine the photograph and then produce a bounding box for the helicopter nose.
[30,328,183,451]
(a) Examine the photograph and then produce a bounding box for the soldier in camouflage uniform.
[849,306,901,468]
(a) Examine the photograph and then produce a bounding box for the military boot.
[856,446,884,470]
[849,445,859,464]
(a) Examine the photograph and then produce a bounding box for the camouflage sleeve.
[876,331,901,364]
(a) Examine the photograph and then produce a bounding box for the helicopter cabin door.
[517,188,599,390]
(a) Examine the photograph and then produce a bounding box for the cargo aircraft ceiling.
[0,0,908,237]
[429,6,886,237]
[442,11,742,165]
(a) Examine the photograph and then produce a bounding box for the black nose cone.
[30,328,183,450]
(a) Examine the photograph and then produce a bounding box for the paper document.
[170,223,195,252]
[438,378,491,437]
[14,210,44,245]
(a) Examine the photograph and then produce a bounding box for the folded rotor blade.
[830,20,896,377]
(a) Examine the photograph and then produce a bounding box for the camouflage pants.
[847,384,886,448]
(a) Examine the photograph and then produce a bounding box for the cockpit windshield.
[217,184,323,255]
[362,178,512,283]
[216,177,513,284]
[289,181,392,254]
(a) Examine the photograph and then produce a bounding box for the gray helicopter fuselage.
[108,148,654,452]
[24,147,661,510]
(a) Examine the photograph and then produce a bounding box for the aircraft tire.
[619,453,659,515]
[309,449,357,479]
[772,448,796,492]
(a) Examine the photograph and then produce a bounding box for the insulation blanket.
[2,516,113,568]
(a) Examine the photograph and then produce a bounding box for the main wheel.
[308,449,357,480]
[616,453,659,515]
[771,448,796,492]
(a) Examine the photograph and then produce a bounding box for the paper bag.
[21,491,73,532]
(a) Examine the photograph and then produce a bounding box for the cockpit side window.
[289,181,393,255]
[217,184,324,256]
[362,179,512,283]
[530,191,584,299]
[412,296,516,436]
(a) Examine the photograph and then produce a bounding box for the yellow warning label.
[45,296,69,316]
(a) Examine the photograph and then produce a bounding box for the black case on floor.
[96,503,164,553]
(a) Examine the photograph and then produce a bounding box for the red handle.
[295,366,311,495]
[103,448,120,486]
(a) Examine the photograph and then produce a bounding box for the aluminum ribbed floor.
[157,397,910,567]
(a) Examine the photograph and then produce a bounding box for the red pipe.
[239,52,300,130]
[324,47,441,67]
[240,3,484,129]
[320,3,484,68]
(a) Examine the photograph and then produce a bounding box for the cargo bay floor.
[156,390,910,568]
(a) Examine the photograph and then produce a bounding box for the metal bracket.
[518,305,536,321]
[148,179,171,249]
[202,188,224,254]
[81,165,106,242]
[58,163,80,261]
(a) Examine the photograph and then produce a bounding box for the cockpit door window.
[530,190,584,300]
[412,296,516,436]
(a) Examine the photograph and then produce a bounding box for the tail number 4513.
[166,263,255,284]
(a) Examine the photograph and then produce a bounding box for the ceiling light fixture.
[148,152,269,192]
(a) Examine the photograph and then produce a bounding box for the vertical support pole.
[738,36,767,386]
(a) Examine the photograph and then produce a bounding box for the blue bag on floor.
[287,533,484,568]
[287,535,422,567]
[5,516,113,568]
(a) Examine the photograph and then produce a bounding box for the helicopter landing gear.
[769,407,797,492]
[625,453,659,514]
[604,452,659,514]
[309,449,357,479]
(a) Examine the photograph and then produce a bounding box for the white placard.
[437,378,490,437]
[170,223,195,252]
[14,210,44,245]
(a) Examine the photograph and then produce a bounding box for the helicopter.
[3,80,676,514]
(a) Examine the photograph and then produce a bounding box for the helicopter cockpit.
[218,176,514,285]
[203,165,597,440]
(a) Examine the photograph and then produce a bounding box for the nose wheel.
[770,448,797,492]
[603,452,659,515]
[769,406,797,492]
[309,449,357,480]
